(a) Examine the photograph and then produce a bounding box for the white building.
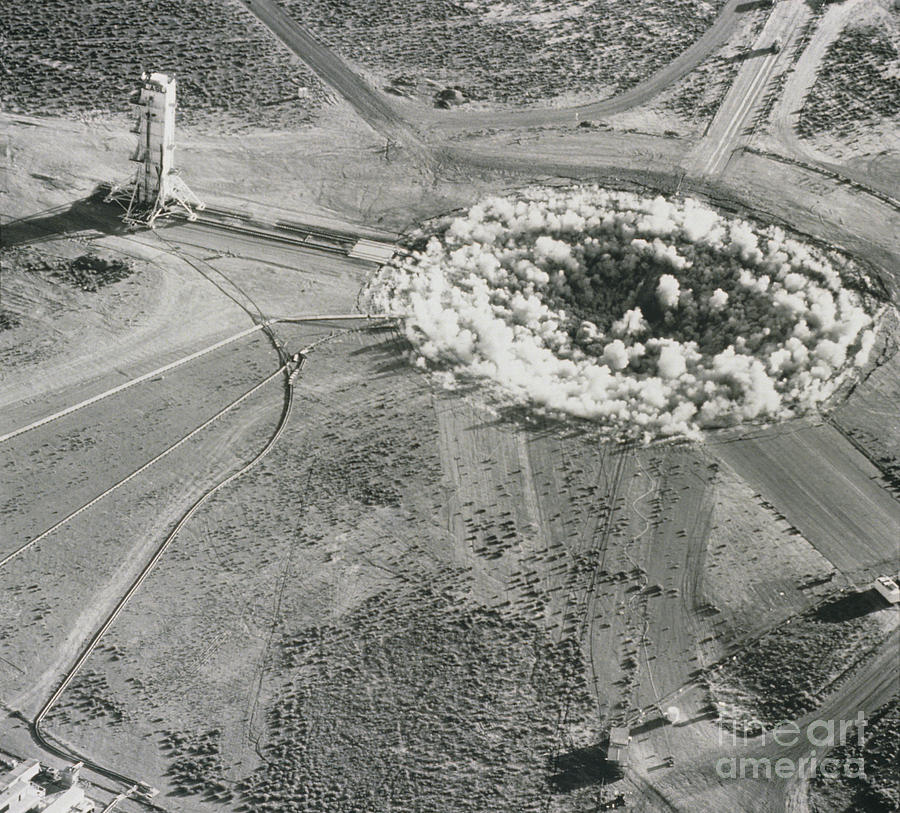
[0,759,95,813]
[607,727,631,766]
[106,71,203,225]
[0,759,44,813]
[130,72,177,207]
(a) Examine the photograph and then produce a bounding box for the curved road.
[243,0,751,135]
[430,0,752,131]
[23,326,362,795]
[29,360,294,798]
[240,0,422,146]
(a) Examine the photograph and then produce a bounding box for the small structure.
[0,759,43,813]
[872,576,900,604]
[0,758,95,813]
[607,727,632,766]
[105,71,204,226]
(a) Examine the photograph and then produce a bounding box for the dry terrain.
[1,0,898,811]
[797,9,899,155]
[276,0,728,109]
[0,0,329,130]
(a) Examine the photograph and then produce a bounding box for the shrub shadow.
[814,589,889,622]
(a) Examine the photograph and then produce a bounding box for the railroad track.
[185,208,353,256]
[94,186,399,259]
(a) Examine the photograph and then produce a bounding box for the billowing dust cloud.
[365,187,879,440]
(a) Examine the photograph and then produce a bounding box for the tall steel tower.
[106,71,204,226]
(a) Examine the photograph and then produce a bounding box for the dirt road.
[422,0,751,132]
[685,0,810,177]
[713,422,900,582]
[238,0,421,147]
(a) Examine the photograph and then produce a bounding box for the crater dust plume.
[365,187,880,440]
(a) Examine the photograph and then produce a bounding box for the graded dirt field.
[712,421,900,581]
[829,313,900,498]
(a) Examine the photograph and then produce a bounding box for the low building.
[0,759,94,813]
[607,727,632,766]
[0,759,44,813]
[873,576,900,604]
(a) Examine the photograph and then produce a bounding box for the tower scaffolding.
[105,71,204,227]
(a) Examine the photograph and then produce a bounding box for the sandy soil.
[1,10,898,810]
[712,421,900,582]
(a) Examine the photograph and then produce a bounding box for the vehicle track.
[543,440,633,812]
[0,364,287,571]
[244,0,750,134]
[152,231,286,364]
[23,323,375,797]
[237,0,423,150]
[28,360,294,798]
[0,322,271,444]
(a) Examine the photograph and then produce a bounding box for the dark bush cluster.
[711,600,890,730]
[240,585,596,812]
[47,669,127,724]
[809,698,899,813]
[0,0,328,128]
[0,309,20,330]
[162,728,234,802]
[51,253,134,292]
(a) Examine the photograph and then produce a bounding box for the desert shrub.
[161,728,233,801]
[798,24,900,140]
[279,0,727,106]
[809,697,899,812]
[709,597,891,731]
[241,585,597,812]
[46,669,127,724]
[0,0,328,127]
[52,253,134,291]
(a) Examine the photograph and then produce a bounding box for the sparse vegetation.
[45,669,127,726]
[279,0,727,107]
[709,593,893,732]
[798,24,900,142]
[809,697,900,813]
[0,0,328,128]
[662,54,742,124]
[162,729,234,803]
[240,585,596,813]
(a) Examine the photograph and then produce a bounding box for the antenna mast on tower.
[106,71,204,226]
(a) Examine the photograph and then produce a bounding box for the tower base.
[105,172,205,228]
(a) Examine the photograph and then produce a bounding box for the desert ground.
[1,0,898,811]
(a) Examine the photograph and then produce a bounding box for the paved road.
[685,0,810,177]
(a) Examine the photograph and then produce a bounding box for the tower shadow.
[1,187,128,248]
[549,741,624,792]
